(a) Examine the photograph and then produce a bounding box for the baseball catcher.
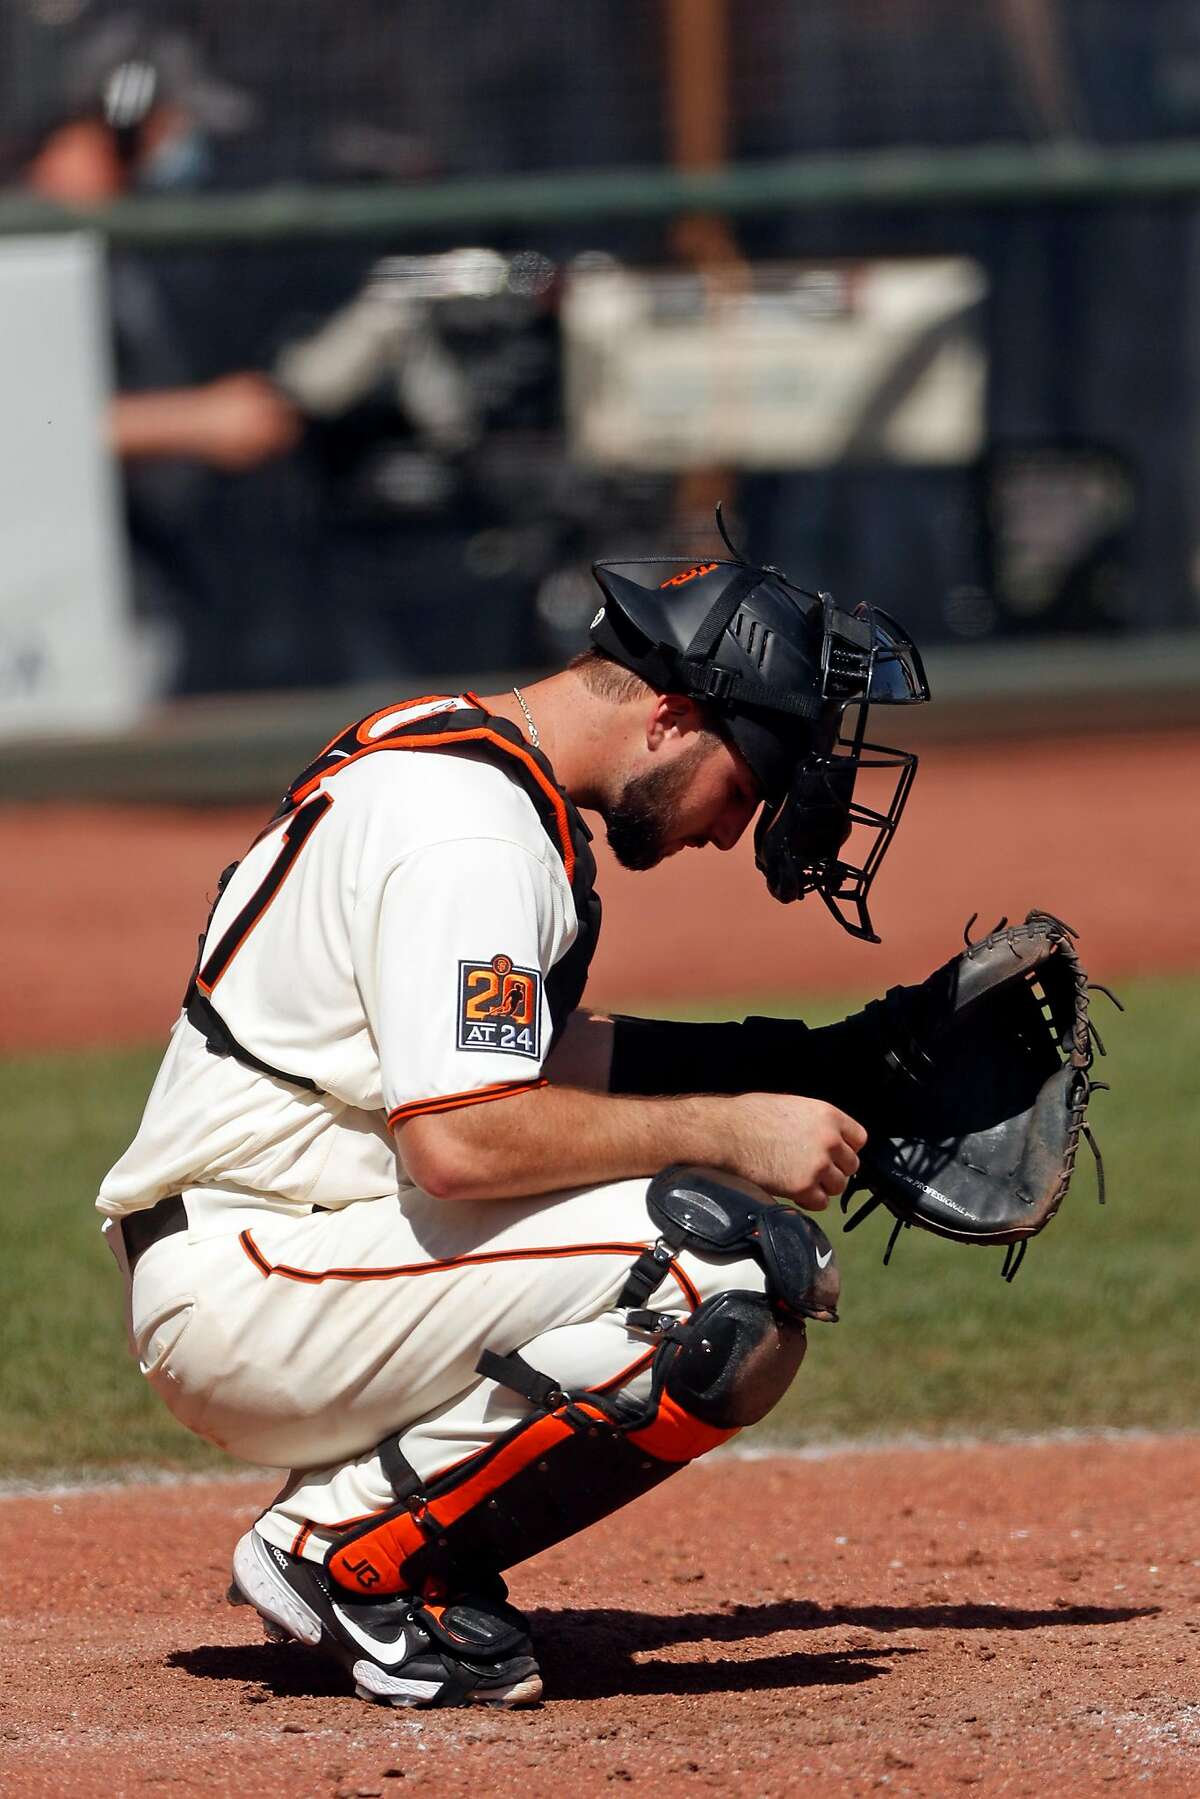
[98,516,1108,1709]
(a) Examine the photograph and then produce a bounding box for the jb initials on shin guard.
[326,1167,840,1600]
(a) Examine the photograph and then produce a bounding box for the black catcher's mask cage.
[590,521,930,942]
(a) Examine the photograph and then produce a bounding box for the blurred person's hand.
[112,373,301,469]
[191,374,302,469]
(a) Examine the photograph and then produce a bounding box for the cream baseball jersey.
[98,696,600,1217]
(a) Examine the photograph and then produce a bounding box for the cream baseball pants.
[111,1179,769,1565]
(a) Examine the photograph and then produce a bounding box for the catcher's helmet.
[589,514,929,941]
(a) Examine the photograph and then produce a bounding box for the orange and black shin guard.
[326,1289,808,1601]
[328,1389,732,1600]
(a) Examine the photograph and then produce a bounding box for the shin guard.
[327,1289,807,1600]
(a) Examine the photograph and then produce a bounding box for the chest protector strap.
[182,696,601,1097]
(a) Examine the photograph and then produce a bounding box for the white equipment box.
[0,233,138,740]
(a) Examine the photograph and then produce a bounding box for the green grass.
[1,975,1195,1478]
[0,1046,230,1477]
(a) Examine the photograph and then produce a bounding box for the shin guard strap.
[476,1347,566,1410]
[328,1406,602,1597]
[617,1238,678,1308]
[378,1435,423,1503]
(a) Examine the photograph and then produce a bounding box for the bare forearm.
[396,1080,865,1213]
[399,1083,726,1202]
[110,375,300,468]
[111,390,213,460]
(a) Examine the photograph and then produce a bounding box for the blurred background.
[2,0,1200,732]
[1,1,1198,1470]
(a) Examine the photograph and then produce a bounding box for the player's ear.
[646,691,703,750]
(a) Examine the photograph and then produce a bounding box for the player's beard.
[604,735,721,871]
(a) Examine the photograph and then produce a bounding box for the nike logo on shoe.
[331,1602,414,1666]
[816,1245,833,1269]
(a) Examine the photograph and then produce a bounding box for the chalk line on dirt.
[3,1425,1197,1502]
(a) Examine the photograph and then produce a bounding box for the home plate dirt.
[2,1437,1197,1797]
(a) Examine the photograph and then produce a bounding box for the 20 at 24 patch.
[457,954,542,1059]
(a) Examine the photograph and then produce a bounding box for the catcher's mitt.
[840,910,1117,1280]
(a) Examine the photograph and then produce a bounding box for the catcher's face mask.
[753,603,929,943]
[589,511,930,942]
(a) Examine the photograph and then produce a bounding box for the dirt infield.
[4,727,1200,1054]
[2,1438,1197,1797]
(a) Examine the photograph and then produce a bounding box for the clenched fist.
[727,1093,866,1211]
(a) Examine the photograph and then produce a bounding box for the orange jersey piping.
[387,1077,545,1129]
[286,724,576,884]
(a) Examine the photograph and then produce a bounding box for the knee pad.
[648,1288,807,1432]
[619,1165,840,1321]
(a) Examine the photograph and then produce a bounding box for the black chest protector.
[183,697,601,1099]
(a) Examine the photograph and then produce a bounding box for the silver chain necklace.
[512,685,540,750]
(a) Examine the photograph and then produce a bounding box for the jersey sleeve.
[363,836,570,1130]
